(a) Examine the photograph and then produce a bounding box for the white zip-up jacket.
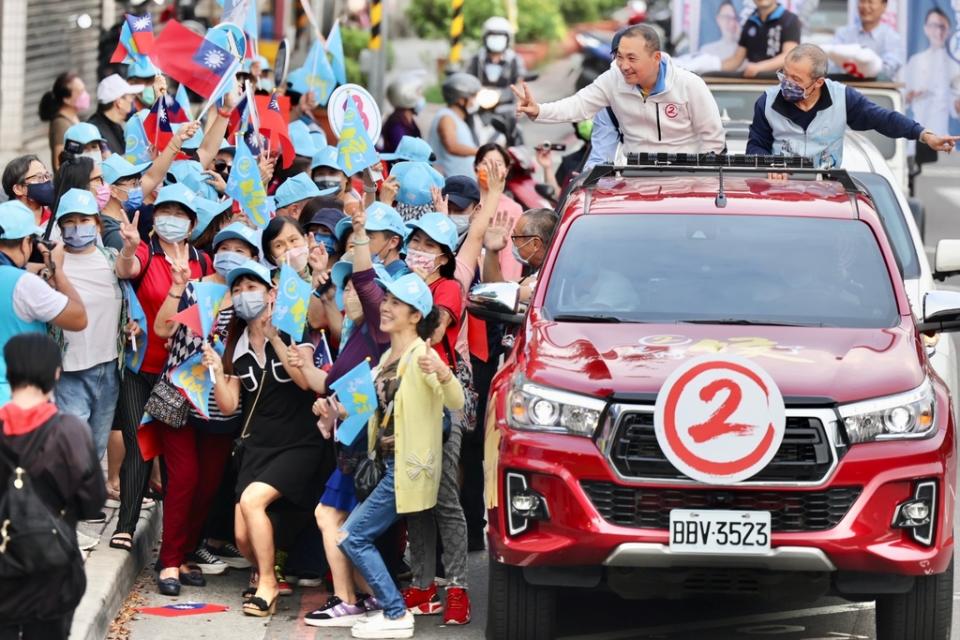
[535,54,726,155]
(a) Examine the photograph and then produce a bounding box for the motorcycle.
[489,115,563,210]
[474,73,537,147]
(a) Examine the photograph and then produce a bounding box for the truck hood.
[521,320,925,404]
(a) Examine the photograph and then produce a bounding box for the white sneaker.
[350,611,414,639]
[76,530,99,551]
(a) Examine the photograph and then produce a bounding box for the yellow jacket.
[367,338,464,514]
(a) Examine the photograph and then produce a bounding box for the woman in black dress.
[203,260,332,617]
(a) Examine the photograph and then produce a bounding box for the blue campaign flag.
[122,281,148,373]
[326,21,347,86]
[175,83,193,120]
[337,99,380,176]
[302,39,336,106]
[273,263,312,341]
[329,360,378,446]
[193,281,229,337]
[222,0,258,41]
[123,115,153,164]
[170,341,225,418]
[225,136,273,228]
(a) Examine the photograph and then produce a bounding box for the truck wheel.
[486,555,557,640]
[875,560,953,640]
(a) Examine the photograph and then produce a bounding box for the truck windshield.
[542,214,900,328]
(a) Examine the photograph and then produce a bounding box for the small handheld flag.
[328,360,378,446]
[273,264,313,341]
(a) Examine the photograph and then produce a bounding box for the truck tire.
[486,555,557,640]
[875,560,953,640]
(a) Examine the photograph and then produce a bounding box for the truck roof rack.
[577,153,859,195]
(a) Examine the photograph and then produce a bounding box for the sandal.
[241,587,256,602]
[242,595,277,617]
[109,533,133,552]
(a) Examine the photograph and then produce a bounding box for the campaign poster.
[698,0,747,59]
[905,0,960,135]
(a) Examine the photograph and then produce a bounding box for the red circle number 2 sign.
[654,355,786,485]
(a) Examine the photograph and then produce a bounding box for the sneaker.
[442,587,471,625]
[189,548,228,575]
[206,542,251,569]
[401,583,442,615]
[304,595,367,627]
[76,530,99,551]
[83,511,107,524]
[292,573,325,588]
[350,611,414,639]
[275,566,293,596]
[358,593,382,612]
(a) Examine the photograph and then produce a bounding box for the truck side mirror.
[467,282,526,325]
[933,239,960,281]
[917,290,960,333]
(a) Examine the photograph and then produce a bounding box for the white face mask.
[485,34,509,53]
[466,100,480,115]
[80,149,102,166]
[449,213,471,235]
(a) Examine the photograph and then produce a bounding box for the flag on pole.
[302,38,336,106]
[328,360,378,446]
[170,341,225,418]
[313,330,334,371]
[175,83,193,120]
[193,282,229,337]
[273,264,312,341]
[143,95,175,149]
[225,137,274,228]
[152,20,240,99]
[337,99,380,175]
[326,21,347,86]
[122,282,147,373]
[123,115,153,164]
[111,14,155,63]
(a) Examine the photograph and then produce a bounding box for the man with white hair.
[747,43,959,168]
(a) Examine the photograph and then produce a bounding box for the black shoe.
[158,577,181,596]
[179,570,206,587]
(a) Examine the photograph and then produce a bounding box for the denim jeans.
[338,458,406,618]
[56,362,119,460]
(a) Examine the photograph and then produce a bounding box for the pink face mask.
[74,91,91,112]
[94,183,111,209]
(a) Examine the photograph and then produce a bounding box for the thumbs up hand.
[418,338,453,382]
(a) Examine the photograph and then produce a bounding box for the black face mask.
[314,178,342,192]
[26,181,56,207]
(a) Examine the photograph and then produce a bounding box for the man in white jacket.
[512,25,726,156]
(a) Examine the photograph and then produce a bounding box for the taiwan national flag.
[111,13,154,63]
[143,96,175,149]
[152,20,240,99]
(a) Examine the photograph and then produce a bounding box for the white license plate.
[668,509,771,554]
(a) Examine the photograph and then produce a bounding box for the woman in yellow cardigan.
[336,272,464,640]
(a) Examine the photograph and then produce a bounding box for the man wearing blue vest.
[747,43,959,169]
[0,201,87,403]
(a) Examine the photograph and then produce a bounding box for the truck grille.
[609,411,835,483]
[581,482,861,532]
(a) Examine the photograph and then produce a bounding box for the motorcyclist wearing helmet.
[382,74,428,154]
[468,17,527,100]
[427,72,482,177]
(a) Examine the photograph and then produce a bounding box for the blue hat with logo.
[64,122,106,146]
[166,160,218,200]
[307,208,346,234]
[364,202,406,237]
[102,154,151,185]
[335,217,354,242]
[390,161,444,206]
[191,197,233,241]
[126,57,159,79]
[227,259,273,289]
[288,121,316,158]
[311,145,344,172]
[381,136,437,163]
[55,188,100,220]
[0,201,43,239]
[405,211,458,253]
[376,272,434,317]
[213,220,259,251]
[172,122,204,151]
[332,257,391,309]
[275,172,331,209]
[155,183,201,219]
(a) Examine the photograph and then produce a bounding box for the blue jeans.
[56,362,119,460]
[338,458,405,618]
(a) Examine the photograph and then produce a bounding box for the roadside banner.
[905,0,960,136]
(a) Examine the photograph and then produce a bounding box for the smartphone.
[538,142,567,152]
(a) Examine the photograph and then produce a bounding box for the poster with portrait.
[905,0,960,135]
[698,0,748,60]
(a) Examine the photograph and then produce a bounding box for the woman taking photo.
[336,272,464,639]
[202,260,332,617]
[39,72,89,171]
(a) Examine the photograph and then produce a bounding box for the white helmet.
[482,16,514,53]
[387,75,425,110]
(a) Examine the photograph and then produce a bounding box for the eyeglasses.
[511,234,538,242]
[214,160,232,174]
[89,175,105,187]
[115,178,142,190]
[21,172,52,185]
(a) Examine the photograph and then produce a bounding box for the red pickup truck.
[473,158,958,640]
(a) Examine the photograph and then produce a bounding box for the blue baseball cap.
[191,197,233,241]
[102,154,151,185]
[64,122,106,146]
[227,259,273,289]
[55,188,100,220]
[275,172,328,209]
[381,136,436,163]
[442,175,482,210]
[213,220,259,251]
[390,161,444,206]
[172,122,204,150]
[307,208,346,234]
[364,202,406,237]
[376,272,434,317]
[311,145,344,172]
[126,57,159,79]
[288,120,316,158]
[335,216,353,242]
[0,201,43,239]
[155,183,201,219]
[405,212,458,253]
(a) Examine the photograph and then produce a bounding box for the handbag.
[354,395,393,502]
[442,336,479,432]
[232,369,267,468]
[144,378,190,428]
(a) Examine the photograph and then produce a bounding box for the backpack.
[0,416,79,579]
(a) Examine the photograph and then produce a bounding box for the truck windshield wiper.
[678,318,820,327]
[551,314,624,323]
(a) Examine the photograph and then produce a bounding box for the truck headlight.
[839,379,936,443]
[507,381,606,436]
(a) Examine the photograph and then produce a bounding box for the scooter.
[490,116,562,210]
[574,32,613,92]
[474,72,539,146]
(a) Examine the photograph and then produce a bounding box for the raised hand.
[168,242,191,286]
[286,345,305,369]
[485,158,507,195]
[203,170,227,194]
[510,80,540,119]
[351,204,367,232]
[201,342,224,378]
[923,132,960,154]
[379,176,399,205]
[418,339,452,380]
[119,209,141,254]
[431,186,449,214]
[483,209,510,252]
[308,235,329,274]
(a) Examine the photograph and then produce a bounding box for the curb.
[70,504,162,640]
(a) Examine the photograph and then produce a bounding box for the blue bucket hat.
[275,172,331,209]
[126,57,159,79]
[166,160,218,200]
[307,208,347,235]
[55,188,100,220]
[390,161,444,206]
[381,136,436,163]
[64,122,106,146]
[288,121,317,158]
[364,202,406,237]
[191,197,233,241]
[102,154,151,186]
[227,259,273,289]
[0,201,43,239]
[155,183,201,219]
[334,217,354,242]
[405,212,458,254]
[311,145,344,172]
[213,220,259,251]
[376,272,434,317]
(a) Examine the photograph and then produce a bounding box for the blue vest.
[0,265,46,404]
[427,107,477,178]
[764,79,847,169]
